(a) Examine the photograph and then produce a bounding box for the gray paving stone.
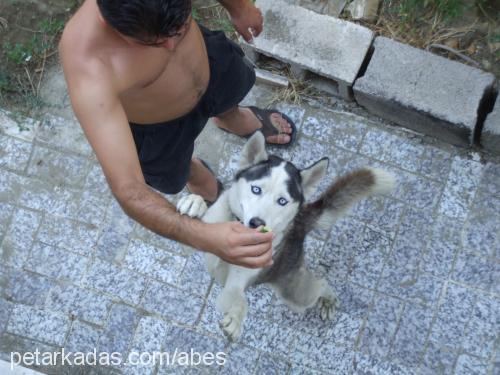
[461,294,499,359]
[349,227,392,289]
[0,298,12,335]
[123,239,186,285]
[47,284,113,325]
[354,37,496,146]
[37,215,99,256]
[246,0,373,100]
[65,320,101,354]
[421,215,463,278]
[418,145,453,182]
[25,242,89,282]
[77,189,110,227]
[82,259,148,305]
[0,134,32,172]
[36,115,92,156]
[350,195,405,239]
[255,354,289,374]
[464,191,500,259]
[219,345,258,374]
[142,280,203,326]
[122,316,170,375]
[359,129,424,173]
[98,303,141,356]
[323,216,365,282]
[96,227,130,262]
[391,168,443,211]
[177,253,212,297]
[0,169,28,202]
[157,325,227,374]
[430,283,477,349]
[478,161,500,196]
[4,270,54,306]
[353,352,414,375]
[452,251,499,294]
[455,354,489,375]
[481,94,500,155]
[27,145,89,187]
[0,109,38,142]
[303,234,327,277]
[389,304,433,367]
[438,155,484,220]
[0,333,60,372]
[6,304,70,346]
[245,284,274,317]
[419,341,457,375]
[0,202,14,239]
[358,295,404,357]
[301,110,367,152]
[1,211,42,269]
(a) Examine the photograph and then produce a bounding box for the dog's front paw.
[176,194,208,218]
[319,296,338,321]
[219,312,243,342]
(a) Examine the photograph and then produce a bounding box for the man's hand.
[222,1,263,43]
[202,221,274,268]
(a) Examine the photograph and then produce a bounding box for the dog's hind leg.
[215,266,259,342]
[270,267,338,320]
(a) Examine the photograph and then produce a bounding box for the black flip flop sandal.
[243,106,297,148]
[190,158,223,206]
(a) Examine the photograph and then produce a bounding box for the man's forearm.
[115,181,209,250]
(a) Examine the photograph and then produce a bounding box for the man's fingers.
[236,250,273,269]
[239,27,254,43]
[234,242,272,259]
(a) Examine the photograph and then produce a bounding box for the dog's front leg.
[216,266,259,342]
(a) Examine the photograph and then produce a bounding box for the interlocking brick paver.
[1,208,42,268]
[98,303,141,356]
[6,305,70,346]
[47,284,113,325]
[142,280,204,326]
[1,81,499,374]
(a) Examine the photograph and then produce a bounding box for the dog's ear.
[239,132,268,169]
[300,158,329,200]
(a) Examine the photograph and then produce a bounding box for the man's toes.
[266,133,291,144]
[270,114,293,134]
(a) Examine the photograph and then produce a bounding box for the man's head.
[96,0,192,46]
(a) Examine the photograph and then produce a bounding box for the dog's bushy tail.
[297,168,396,233]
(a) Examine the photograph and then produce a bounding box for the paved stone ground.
[0,81,499,375]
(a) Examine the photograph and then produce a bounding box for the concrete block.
[353,37,496,147]
[244,0,374,100]
[481,94,500,154]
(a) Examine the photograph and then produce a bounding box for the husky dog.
[177,132,395,341]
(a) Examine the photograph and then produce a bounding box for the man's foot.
[186,158,220,203]
[213,106,295,146]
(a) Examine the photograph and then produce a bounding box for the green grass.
[397,0,486,22]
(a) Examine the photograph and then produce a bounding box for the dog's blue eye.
[251,186,261,195]
[278,197,288,206]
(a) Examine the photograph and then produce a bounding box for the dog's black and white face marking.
[231,133,329,234]
[234,156,304,232]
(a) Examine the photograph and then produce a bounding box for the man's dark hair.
[96,0,192,43]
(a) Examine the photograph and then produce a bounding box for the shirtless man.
[60,0,295,268]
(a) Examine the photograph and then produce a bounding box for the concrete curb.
[242,0,373,101]
[243,0,499,154]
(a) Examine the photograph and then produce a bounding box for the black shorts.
[129,24,256,194]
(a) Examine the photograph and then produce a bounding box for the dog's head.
[229,132,329,234]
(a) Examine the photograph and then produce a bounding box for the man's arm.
[217,0,263,42]
[63,62,273,268]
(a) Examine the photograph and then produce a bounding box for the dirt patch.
[343,0,500,78]
[0,0,81,114]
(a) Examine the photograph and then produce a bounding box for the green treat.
[259,226,272,233]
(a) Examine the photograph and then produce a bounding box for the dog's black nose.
[249,217,266,229]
